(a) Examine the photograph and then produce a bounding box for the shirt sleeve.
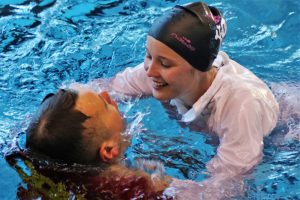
[110,63,152,96]
[207,96,266,176]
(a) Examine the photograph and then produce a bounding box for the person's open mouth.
[152,80,168,89]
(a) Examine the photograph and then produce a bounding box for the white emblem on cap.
[215,17,227,43]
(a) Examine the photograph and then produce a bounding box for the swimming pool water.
[0,0,299,199]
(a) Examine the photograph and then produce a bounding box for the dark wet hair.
[26,89,96,164]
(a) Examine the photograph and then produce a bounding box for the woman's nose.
[144,61,159,77]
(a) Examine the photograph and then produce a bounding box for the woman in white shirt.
[96,1,279,198]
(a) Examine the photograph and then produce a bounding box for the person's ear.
[99,140,119,162]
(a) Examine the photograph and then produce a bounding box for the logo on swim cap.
[214,16,227,44]
[170,32,196,52]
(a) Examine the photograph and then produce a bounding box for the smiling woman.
[108,2,280,199]
[144,36,217,105]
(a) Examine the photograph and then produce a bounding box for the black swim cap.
[148,2,227,71]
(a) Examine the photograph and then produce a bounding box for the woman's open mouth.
[152,80,168,89]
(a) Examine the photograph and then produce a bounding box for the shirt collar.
[170,52,227,122]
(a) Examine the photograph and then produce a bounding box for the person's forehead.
[146,36,173,53]
[146,36,188,63]
[68,83,96,94]
[71,86,105,116]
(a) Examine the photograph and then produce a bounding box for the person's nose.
[144,60,159,77]
[99,91,112,104]
[99,91,119,111]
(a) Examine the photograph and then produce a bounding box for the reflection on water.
[1,0,299,199]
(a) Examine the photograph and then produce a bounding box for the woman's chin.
[151,89,174,101]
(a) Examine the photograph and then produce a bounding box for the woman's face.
[144,36,204,104]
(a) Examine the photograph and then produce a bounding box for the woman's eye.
[145,53,152,59]
[161,61,170,67]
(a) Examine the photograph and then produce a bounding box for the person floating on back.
[23,83,171,199]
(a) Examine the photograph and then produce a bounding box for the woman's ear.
[99,140,119,162]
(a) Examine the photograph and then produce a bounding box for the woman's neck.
[181,67,217,107]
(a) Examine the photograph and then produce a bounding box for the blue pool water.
[0,0,299,199]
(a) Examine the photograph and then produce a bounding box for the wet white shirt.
[111,51,279,178]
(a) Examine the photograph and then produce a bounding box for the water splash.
[271,82,300,141]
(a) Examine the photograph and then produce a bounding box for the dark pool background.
[0,0,299,199]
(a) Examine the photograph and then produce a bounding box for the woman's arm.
[91,63,152,97]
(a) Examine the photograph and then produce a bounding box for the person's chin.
[152,89,173,101]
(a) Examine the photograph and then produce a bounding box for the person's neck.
[180,67,217,107]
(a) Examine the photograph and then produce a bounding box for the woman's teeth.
[153,80,168,88]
